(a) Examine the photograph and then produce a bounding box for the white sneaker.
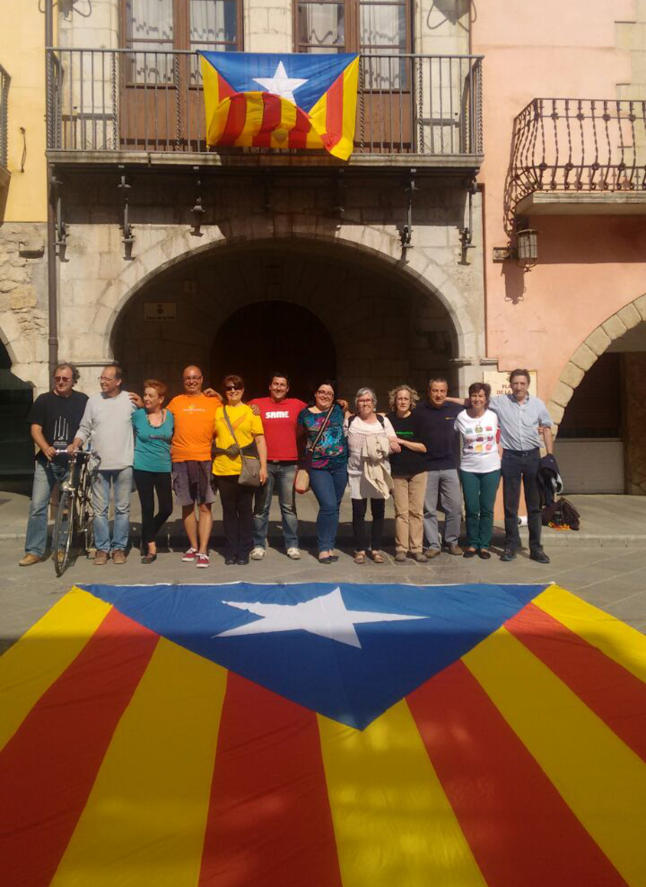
[250,547,266,560]
[286,547,301,560]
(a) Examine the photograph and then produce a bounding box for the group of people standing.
[19,362,554,568]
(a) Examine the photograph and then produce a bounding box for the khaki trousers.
[392,472,428,554]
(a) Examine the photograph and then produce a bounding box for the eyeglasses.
[54,376,73,382]
[225,385,243,391]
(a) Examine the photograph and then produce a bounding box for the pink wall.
[472,1,644,400]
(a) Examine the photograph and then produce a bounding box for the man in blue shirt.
[489,369,553,564]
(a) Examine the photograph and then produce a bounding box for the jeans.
[253,461,299,550]
[460,469,501,549]
[134,470,173,547]
[24,459,69,556]
[423,468,462,550]
[501,448,542,552]
[308,462,348,553]
[92,467,133,552]
[352,498,385,552]
[214,475,254,559]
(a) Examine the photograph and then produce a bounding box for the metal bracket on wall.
[400,168,417,251]
[50,174,68,260]
[263,170,272,213]
[332,168,345,218]
[190,168,206,236]
[458,177,478,264]
[118,169,135,259]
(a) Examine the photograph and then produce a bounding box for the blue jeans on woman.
[308,462,348,553]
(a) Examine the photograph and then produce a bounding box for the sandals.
[370,550,385,564]
[354,551,367,565]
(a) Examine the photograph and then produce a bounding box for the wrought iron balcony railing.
[0,64,9,169]
[505,97,646,233]
[46,48,482,161]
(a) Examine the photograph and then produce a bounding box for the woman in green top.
[132,379,174,564]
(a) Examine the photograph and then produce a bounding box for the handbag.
[295,406,334,495]
[222,406,261,488]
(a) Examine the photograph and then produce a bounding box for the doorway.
[210,301,337,401]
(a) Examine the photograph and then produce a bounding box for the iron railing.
[505,97,646,233]
[45,48,482,159]
[0,64,9,169]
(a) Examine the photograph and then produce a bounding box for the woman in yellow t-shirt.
[212,374,267,565]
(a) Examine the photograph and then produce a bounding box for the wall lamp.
[492,226,538,271]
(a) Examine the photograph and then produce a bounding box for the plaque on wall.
[144,302,176,321]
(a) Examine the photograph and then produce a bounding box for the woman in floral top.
[298,380,348,563]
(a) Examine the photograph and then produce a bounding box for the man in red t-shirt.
[249,373,306,559]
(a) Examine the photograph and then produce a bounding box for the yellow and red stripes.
[200,55,358,160]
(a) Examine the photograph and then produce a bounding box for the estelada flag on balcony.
[199,51,359,160]
[2,581,646,886]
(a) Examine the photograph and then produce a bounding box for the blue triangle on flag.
[81,582,546,729]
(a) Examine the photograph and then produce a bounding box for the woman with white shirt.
[454,382,501,559]
[345,387,400,564]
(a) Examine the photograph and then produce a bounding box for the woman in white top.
[345,387,400,564]
[454,382,501,559]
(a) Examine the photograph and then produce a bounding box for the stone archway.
[109,237,464,404]
[547,293,646,425]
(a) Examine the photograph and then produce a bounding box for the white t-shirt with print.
[454,408,500,473]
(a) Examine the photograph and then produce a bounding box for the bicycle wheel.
[53,488,75,577]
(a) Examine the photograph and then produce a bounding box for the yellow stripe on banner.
[317,700,486,887]
[235,92,265,147]
[330,56,359,161]
[270,98,296,148]
[534,584,646,683]
[51,638,228,887]
[464,626,646,887]
[200,55,224,144]
[0,587,111,750]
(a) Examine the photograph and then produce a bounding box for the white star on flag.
[215,586,426,649]
[253,61,307,103]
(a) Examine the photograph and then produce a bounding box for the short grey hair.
[354,387,377,409]
[54,361,80,384]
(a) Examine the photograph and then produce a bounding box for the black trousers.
[501,448,542,552]
[133,469,173,546]
[214,475,254,559]
[352,498,385,552]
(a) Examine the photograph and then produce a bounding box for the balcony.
[46,48,483,171]
[505,97,646,232]
[0,63,10,219]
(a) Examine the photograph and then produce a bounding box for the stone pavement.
[1,478,645,654]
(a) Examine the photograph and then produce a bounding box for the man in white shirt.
[72,363,141,564]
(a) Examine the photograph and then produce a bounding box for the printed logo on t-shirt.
[265,410,290,419]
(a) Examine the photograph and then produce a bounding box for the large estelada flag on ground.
[1,581,645,886]
[199,52,359,160]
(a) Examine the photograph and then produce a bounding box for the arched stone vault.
[59,220,484,375]
[548,293,646,427]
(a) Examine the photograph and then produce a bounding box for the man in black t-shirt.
[414,377,463,558]
[19,363,88,566]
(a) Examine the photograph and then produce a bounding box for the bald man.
[167,366,221,568]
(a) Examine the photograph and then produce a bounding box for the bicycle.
[52,450,96,577]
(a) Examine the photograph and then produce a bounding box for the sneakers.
[530,548,550,564]
[286,547,301,560]
[394,551,407,563]
[181,547,198,563]
[500,546,517,562]
[19,553,41,567]
[112,549,127,564]
[196,553,210,568]
[447,543,464,556]
[414,552,427,563]
[94,550,109,565]
[250,547,266,560]
[425,548,441,559]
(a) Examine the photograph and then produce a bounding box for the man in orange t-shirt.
[167,365,221,568]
